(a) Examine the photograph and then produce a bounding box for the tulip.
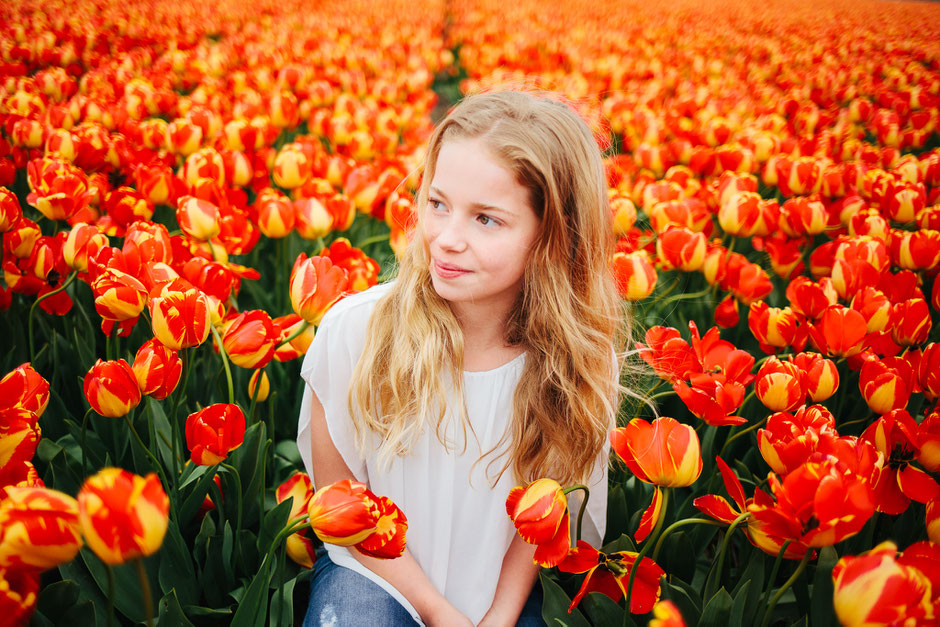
[714,295,739,328]
[77,468,169,565]
[610,417,702,488]
[320,239,380,293]
[289,254,349,325]
[786,276,837,321]
[832,542,933,626]
[779,196,827,237]
[928,501,940,545]
[718,191,762,237]
[807,305,867,357]
[757,407,837,475]
[276,473,314,523]
[102,187,153,231]
[558,541,664,614]
[0,568,39,625]
[185,404,246,466]
[649,600,686,627]
[791,352,839,402]
[0,187,22,232]
[0,487,82,572]
[506,479,570,567]
[176,196,220,241]
[149,288,212,349]
[307,479,380,546]
[850,287,891,333]
[255,188,295,238]
[0,363,49,421]
[919,343,940,401]
[220,310,278,369]
[890,298,931,346]
[122,221,173,269]
[294,197,334,240]
[131,339,182,400]
[92,267,148,324]
[83,359,141,418]
[25,157,89,221]
[63,223,108,273]
[611,196,637,236]
[748,302,800,352]
[656,227,706,272]
[611,251,657,300]
[273,144,312,189]
[859,357,911,415]
[273,314,315,362]
[165,119,203,156]
[755,358,805,412]
[182,148,226,186]
[353,496,408,559]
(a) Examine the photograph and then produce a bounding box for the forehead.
[430,137,534,214]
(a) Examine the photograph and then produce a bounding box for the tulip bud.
[656,227,706,272]
[132,339,182,400]
[149,288,212,349]
[92,268,148,323]
[273,144,311,189]
[289,254,348,325]
[611,251,657,301]
[294,197,334,241]
[219,310,278,369]
[755,357,805,412]
[185,404,246,466]
[611,196,637,236]
[77,468,169,565]
[255,188,295,238]
[63,223,108,273]
[176,196,221,241]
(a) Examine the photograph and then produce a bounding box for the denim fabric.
[304,551,545,626]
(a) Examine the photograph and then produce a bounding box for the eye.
[428,199,444,211]
[477,213,500,227]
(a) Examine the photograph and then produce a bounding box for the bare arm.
[477,534,541,626]
[307,388,472,626]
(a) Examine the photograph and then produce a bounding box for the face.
[422,137,541,321]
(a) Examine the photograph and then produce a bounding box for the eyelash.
[428,199,501,227]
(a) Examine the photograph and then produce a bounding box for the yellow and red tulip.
[289,253,349,325]
[83,359,142,418]
[611,250,657,301]
[755,357,805,412]
[184,404,246,466]
[131,339,182,401]
[558,541,664,614]
[149,288,212,350]
[77,468,169,565]
[219,309,278,369]
[506,478,570,568]
[610,417,702,488]
[0,487,82,571]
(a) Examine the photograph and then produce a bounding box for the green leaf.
[539,571,591,627]
[660,578,701,626]
[731,546,764,624]
[601,533,637,555]
[582,591,625,625]
[77,549,147,624]
[728,580,750,627]
[660,530,696,583]
[605,484,630,543]
[269,570,311,627]
[58,559,109,627]
[811,546,838,627]
[157,590,195,627]
[178,466,220,525]
[699,587,733,627]
[229,554,273,627]
[256,499,294,557]
[148,398,176,471]
[182,605,233,618]
[158,519,198,608]
[33,579,80,623]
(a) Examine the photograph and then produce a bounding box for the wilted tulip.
[506,479,570,567]
[558,541,664,614]
[77,468,169,565]
[185,404,246,465]
[83,359,141,418]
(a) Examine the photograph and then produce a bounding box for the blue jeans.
[304,551,545,626]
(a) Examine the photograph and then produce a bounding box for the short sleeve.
[296,289,387,486]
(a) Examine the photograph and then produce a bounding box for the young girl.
[297,90,624,626]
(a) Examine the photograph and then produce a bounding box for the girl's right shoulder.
[317,280,396,334]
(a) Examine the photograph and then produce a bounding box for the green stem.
[760,549,812,627]
[357,233,390,249]
[719,414,767,458]
[648,390,676,402]
[624,488,669,614]
[276,320,310,347]
[562,484,590,543]
[210,325,234,405]
[106,563,116,627]
[644,276,682,310]
[705,511,750,599]
[837,412,876,432]
[81,407,94,478]
[658,283,714,308]
[221,462,243,536]
[652,517,725,561]
[759,540,793,610]
[29,270,77,362]
[134,558,154,627]
[122,414,170,491]
[170,349,192,488]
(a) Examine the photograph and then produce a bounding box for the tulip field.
[1,0,940,624]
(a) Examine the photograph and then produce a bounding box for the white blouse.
[296,282,609,624]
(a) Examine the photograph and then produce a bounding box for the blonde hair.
[348,90,627,485]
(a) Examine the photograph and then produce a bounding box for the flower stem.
[134,558,154,627]
[759,540,793,610]
[704,511,750,600]
[719,414,767,458]
[106,563,116,627]
[562,484,590,543]
[652,517,725,561]
[624,488,669,614]
[122,413,170,490]
[209,325,234,405]
[28,270,77,362]
[276,320,310,347]
[759,549,812,627]
[81,407,94,478]
[358,233,390,249]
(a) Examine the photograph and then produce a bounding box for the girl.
[297,90,625,626]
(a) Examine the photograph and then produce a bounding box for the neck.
[451,301,512,351]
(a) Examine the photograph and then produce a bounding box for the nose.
[432,213,467,252]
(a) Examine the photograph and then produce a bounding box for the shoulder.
[317,280,396,333]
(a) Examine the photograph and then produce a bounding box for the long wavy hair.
[348,90,627,485]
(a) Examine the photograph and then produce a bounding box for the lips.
[433,259,471,279]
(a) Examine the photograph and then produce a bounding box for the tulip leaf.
[660,578,701,625]
[727,580,750,627]
[178,466,220,525]
[539,572,591,627]
[269,569,312,627]
[810,546,838,627]
[256,498,294,557]
[148,398,176,471]
[605,484,630,542]
[660,530,696,583]
[33,579,81,624]
[230,553,273,627]
[731,546,764,624]
[157,589,195,627]
[582,591,625,625]
[602,533,637,555]
[158,520,198,608]
[76,549,147,624]
[699,587,733,627]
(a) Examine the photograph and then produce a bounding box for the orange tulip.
[92,267,148,324]
[77,468,169,565]
[807,305,868,357]
[610,417,702,488]
[656,226,706,272]
[506,479,570,568]
[0,487,82,571]
[790,352,839,402]
[757,406,837,475]
[25,157,89,221]
[755,357,805,412]
[890,298,931,347]
[649,600,686,627]
[859,357,911,415]
[185,404,246,466]
[0,187,23,233]
[294,197,334,240]
[289,253,349,325]
[175,196,220,241]
[131,339,182,400]
[83,359,141,418]
[319,239,380,293]
[272,314,315,362]
[273,143,312,189]
[0,363,49,422]
[748,301,801,352]
[220,310,278,369]
[611,250,657,300]
[63,223,108,273]
[149,288,212,349]
[354,495,409,560]
[254,188,295,239]
[248,370,270,402]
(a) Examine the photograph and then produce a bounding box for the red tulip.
[83,359,141,418]
[289,253,349,325]
[611,417,702,488]
[506,479,570,567]
[558,541,664,614]
[131,339,182,400]
[185,404,246,466]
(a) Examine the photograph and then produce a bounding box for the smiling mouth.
[433,260,471,278]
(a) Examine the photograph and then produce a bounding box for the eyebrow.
[428,186,512,215]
